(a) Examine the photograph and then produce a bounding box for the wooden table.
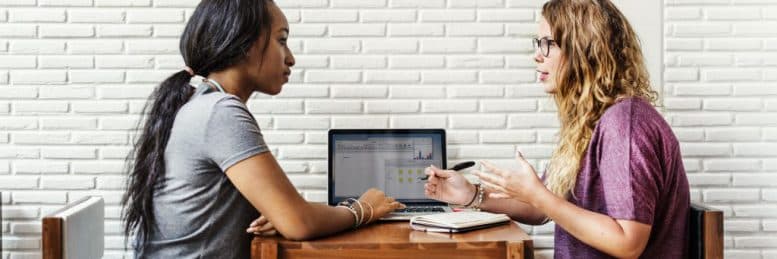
[251,221,533,259]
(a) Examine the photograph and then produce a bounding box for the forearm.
[480,189,547,225]
[530,188,645,258]
[288,203,355,240]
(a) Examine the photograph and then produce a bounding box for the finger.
[429,164,455,178]
[257,222,274,232]
[488,192,511,199]
[473,170,505,187]
[250,216,268,227]
[514,150,533,171]
[256,230,277,236]
[480,161,508,177]
[480,180,508,194]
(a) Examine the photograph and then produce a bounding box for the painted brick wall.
[1,0,776,258]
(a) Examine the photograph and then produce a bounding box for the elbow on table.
[273,214,321,241]
[276,223,318,241]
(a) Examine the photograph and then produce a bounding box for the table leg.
[252,239,278,259]
[506,240,534,259]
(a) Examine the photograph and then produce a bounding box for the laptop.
[328,129,453,220]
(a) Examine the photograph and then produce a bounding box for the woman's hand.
[423,165,477,206]
[358,188,405,224]
[473,151,544,205]
[246,215,277,236]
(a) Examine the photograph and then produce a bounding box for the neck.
[207,69,253,103]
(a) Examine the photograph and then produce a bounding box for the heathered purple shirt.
[553,97,690,259]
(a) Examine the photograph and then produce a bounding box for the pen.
[418,161,476,181]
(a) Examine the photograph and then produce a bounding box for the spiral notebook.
[409,211,511,233]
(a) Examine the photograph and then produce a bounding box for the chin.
[266,86,283,96]
[542,82,557,94]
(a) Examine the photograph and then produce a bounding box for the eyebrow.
[279,27,289,34]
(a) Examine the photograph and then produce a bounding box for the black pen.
[418,161,476,181]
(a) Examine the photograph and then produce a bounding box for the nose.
[533,49,543,64]
[285,48,295,67]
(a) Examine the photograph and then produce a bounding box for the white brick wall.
[1,0,776,258]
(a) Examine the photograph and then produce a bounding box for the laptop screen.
[328,129,446,205]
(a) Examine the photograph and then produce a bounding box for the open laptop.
[328,129,453,220]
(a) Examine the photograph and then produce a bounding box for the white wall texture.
[1,0,776,258]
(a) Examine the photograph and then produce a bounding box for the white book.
[409,211,511,233]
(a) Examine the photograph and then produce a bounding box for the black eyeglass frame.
[532,37,557,57]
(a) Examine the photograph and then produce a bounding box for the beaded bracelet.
[337,205,360,229]
[337,198,364,228]
[468,183,485,211]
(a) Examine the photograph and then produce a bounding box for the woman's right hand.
[358,188,405,224]
[424,165,477,206]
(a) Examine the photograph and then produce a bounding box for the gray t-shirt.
[136,83,268,259]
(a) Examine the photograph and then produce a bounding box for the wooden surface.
[252,221,533,259]
[703,210,724,259]
[42,217,63,259]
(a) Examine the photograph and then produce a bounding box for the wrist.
[528,185,553,210]
[461,183,478,206]
[467,183,486,211]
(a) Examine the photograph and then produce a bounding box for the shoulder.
[599,97,663,129]
[597,97,675,146]
[180,92,247,117]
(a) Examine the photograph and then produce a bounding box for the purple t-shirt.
[553,97,690,259]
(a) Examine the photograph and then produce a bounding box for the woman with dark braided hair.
[121,1,403,258]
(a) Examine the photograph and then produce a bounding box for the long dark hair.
[121,0,275,248]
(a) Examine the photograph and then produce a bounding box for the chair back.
[688,202,723,259]
[42,196,104,259]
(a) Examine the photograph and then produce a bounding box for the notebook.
[409,211,511,233]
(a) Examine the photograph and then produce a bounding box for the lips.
[283,70,291,81]
[537,70,549,81]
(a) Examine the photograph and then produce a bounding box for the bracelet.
[338,198,364,228]
[353,199,365,226]
[469,184,485,211]
[337,205,360,229]
[462,184,479,207]
[362,201,374,224]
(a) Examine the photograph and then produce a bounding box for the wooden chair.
[42,196,104,259]
[688,202,724,259]
[1,192,4,254]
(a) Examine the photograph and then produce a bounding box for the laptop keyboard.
[395,206,446,213]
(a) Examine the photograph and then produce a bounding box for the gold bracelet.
[362,201,374,224]
[353,200,365,226]
[471,184,485,211]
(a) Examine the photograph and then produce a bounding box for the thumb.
[430,164,454,178]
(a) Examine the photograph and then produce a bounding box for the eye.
[279,37,288,46]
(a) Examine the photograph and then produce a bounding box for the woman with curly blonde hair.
[424,0,689,258]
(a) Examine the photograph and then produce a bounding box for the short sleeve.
[598,102,661,225]
[204,97,270,172]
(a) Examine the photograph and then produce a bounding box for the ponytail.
[121,0,276,250]
[121,70,193,244]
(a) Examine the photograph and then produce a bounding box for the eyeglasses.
[532,37,557,57]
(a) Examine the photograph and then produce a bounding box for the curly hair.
[542,0,659,198]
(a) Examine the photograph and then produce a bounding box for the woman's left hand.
[246,215,277,236]
[473,151,545,205]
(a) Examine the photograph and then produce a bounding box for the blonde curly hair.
[542,0,659,198]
